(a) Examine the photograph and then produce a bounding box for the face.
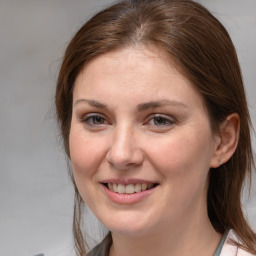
[69,46,219,237]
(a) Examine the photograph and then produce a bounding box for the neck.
[109,207,221,256]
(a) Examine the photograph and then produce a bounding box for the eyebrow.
[74,98,188,111]
[74,99,107,109]
[137,100,188,111]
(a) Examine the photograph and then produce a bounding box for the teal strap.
[213,233,227,256]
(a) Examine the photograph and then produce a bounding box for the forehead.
[73,45,206,113]
[75,45,187,90]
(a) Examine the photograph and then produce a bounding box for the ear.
[210,113,240,168]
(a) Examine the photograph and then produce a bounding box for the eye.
[82,114,108,126]
[152,116,172,126]
[146,114,174,127]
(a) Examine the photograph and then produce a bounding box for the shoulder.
[220,230,256,256]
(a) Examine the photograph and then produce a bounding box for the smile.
[102,183,159,194]
[106,183,157,194]
[101,181,159,204]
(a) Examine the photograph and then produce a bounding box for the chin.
[99,211,156,237]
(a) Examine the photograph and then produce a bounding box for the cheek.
[69,126,105,205]
[147,128,213,215]
[147,127,213,180]
[69,126,104,179]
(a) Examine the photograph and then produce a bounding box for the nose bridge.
[107,121,143,168]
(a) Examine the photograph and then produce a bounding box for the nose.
[106,124,144,169]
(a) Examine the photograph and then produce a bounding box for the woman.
[55,0,256,255]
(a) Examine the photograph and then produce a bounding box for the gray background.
[0,1,255,256]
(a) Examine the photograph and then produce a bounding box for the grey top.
[214,233,228,256]
[86,232,226,256]
[87,232,112,256]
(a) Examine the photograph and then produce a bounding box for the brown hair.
[55,0,256,255]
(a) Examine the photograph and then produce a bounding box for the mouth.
[102,182,159,194]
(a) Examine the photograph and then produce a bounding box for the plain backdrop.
[0,1,255,256]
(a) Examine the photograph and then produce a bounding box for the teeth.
[125,184,135,194]
[108,183,113,191]
[107,183,155,194]
[113,183,118,193]
[141,183,147,191]
[147,184,153,189]
[117,184,126,194]
[134,183,142,192]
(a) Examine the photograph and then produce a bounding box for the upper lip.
[100,178,159,185]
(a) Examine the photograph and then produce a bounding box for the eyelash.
[82,113,109,126]
[146,114,174,127]
[81,113,175,128]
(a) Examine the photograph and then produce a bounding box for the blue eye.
[147,114,174,127]
[153,116,172,126]
[83,114,107,125]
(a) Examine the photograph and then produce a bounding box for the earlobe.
[210,113,240,168]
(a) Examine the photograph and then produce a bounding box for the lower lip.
[101,184,157,204]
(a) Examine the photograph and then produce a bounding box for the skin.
[69,45,239,256]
